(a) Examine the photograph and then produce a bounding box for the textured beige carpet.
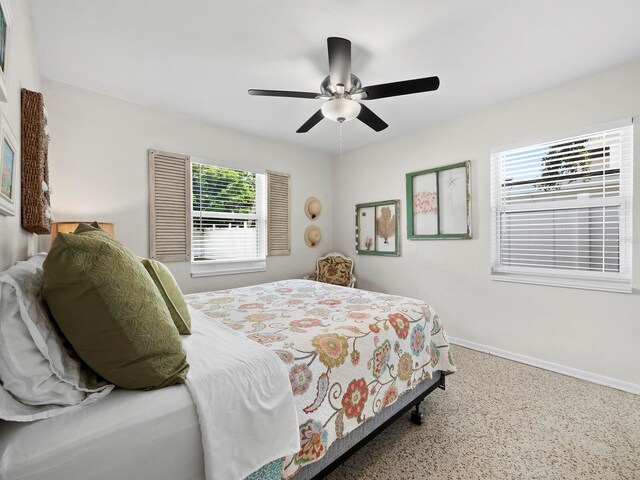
[327,346,640,480]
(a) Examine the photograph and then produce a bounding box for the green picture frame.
[355,200,400,256]
[406,161,472,240]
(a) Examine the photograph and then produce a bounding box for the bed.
[0,279,455,480]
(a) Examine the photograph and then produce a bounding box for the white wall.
[42,80,333,293]
[333,61,640,387]
[0,0,42,270]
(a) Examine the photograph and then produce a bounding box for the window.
[490,121,633,293]
[191,162,266,276]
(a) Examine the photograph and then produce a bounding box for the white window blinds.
[191,162,266,274]
[491,121,633,293]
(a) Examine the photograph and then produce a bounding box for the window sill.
[191,259,266,277]
[491,268,632,294]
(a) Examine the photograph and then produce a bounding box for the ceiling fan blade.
[248,89,319,99]
[327,37,351,89]
[362,76,440,100]
[357,104,388,132]
[296,110,324,133]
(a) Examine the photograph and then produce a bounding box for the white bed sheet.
[183,307,299,480]
[0,384,205,480]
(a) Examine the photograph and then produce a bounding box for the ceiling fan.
[248,37,440,133]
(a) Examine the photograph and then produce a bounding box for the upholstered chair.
[303,252,356,288]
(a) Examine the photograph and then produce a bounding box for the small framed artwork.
[0,0,11,102]
[406,160,471,239]
[355,200,400,256]
[0,114,17,216]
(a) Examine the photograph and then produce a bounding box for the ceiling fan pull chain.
[339,122,343,162]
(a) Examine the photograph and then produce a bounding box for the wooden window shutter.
[267,170,291,256]
[149,149,191,261]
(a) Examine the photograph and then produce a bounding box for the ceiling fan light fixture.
[321,98,361,123]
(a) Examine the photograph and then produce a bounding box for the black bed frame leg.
[410,402,423,425]
[410,374,445,425]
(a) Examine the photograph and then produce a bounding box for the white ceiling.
[28,0,640,154]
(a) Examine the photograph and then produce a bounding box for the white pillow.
[0,253,113,421]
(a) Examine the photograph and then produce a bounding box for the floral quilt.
[185,280,456,479]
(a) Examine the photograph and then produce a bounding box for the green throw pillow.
[43,225,189,390]
[141,258,191,335]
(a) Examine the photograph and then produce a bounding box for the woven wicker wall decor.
[21,89,52,234]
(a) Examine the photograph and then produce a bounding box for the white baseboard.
[448,336,640,396]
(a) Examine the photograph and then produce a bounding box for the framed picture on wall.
[0,0,11,102]
[355,200,400,256]
[406,160,471,239]
[0,114,18,215]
